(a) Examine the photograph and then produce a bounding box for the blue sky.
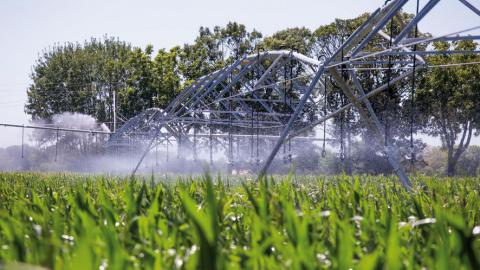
[0,0,479,147]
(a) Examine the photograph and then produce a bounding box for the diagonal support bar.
[458,0,480,16]
[394,0,441,44]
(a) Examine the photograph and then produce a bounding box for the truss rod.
[334,25,480,69]
[399,35,480,44]
[227,97,300,104]
[176,117,281,125]
[191,109,293,117]
[348,61,480,71]
[355,50,480,57]
[1,123,112,135]
[458,0,480,16]
[140,133,335,143]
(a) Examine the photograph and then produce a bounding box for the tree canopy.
[417,40,480,176]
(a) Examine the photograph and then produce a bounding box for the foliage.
[417,40,480,176]
[24,16,479,177]
[25,38,184,126]
[26,37,136,123]
[311,13,428,175]
[0,173,479,269]
[261,27,314,55]
[458,146,480,176]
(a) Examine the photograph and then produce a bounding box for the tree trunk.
[472,164,479,177]
[446,158,456,177]
[444,122,473,177]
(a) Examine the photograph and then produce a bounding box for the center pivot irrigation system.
[108,0,480,190]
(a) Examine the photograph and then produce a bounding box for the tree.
[457,146,480,176]
[178,22,262,85]
[217,22,262,60]
[26,37,135,125]
[312,13,424,174]
[178,27,223,84]
[422,146,447,176]
[152,47,182,108]
[312,15,370,59]
[261,27,314,55]
[25,37,183,126]
[118,45,156,117]
[416,40,480,176]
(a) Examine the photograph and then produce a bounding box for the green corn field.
[0,173,479,269]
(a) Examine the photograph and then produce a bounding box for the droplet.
[412,218,436,227]
[175,256,183,268]
[319,210,331,217]
[351,215,363,222]
[33,224,42,237]
[167,249,176,257]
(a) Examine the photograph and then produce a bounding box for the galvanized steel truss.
[111,0,480,189]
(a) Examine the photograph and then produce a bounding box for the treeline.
[25,17,372,123]
[25,14,480,176]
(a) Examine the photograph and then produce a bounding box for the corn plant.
[0,172,479,269]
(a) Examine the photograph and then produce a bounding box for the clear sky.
[0,0,479,147]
